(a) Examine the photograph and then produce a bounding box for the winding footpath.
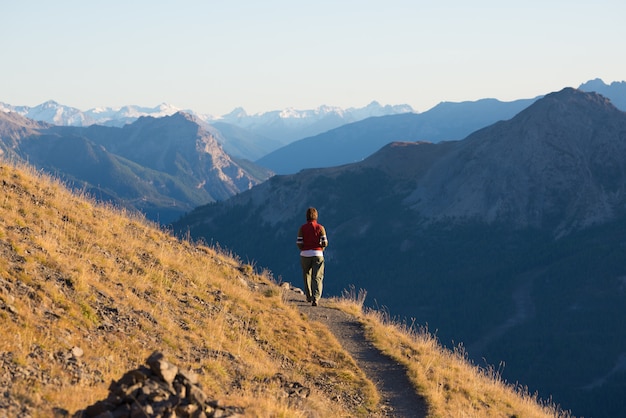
[292,292,429,418]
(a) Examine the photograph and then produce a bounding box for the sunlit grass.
[0,160,379,417]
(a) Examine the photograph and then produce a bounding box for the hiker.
[296,207,328,306]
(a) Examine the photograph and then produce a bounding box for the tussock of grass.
[330,294,572,418]
[0,160,378,417]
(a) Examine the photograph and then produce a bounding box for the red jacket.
[297,220,328,251]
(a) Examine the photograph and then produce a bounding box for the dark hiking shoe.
[312,300,318,306]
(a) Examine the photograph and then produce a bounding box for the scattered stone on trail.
[74,351,244,418]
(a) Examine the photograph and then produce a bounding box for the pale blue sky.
[2,0,625,115]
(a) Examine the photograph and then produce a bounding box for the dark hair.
[306,207,318,221]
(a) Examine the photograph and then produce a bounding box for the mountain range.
[0,100,183,128]
[2,78,624,224]
[172,88,626,418]
[0,90,546,224]
[256,78,626,174]
[3,78,623,170]
[219,101,414,145]
[0,100,414,160]
[256,96,539,174]
[0,111,271,223]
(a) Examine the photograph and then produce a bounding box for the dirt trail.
[291,291,428,418]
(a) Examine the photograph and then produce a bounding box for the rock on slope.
[75,351,244,418]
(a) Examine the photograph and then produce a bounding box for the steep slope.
[0,160,564,417]
[0,112,272,223]
[82,112,268,199]
[174,88,626,417]
[0,160,378,417]
[256,97,537,174]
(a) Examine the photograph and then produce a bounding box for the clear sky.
[2,0,625,116]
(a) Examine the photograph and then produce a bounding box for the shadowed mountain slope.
[174,88,626,417]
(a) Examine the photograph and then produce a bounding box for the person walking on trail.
[296,207,328,306]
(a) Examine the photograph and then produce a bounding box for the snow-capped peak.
[0,99,416,142]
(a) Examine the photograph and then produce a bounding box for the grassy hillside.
[0,160,568,417]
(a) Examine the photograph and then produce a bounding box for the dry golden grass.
[0,160,378,417]
[330,289,572,418]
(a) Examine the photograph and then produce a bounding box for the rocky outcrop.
[74,351,244,418]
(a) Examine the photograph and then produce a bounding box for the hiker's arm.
[296,226,304,250]
[320,226,328,248]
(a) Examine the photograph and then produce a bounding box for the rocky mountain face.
[173,88,626,417]
[0,111,272,223]
[82,112,268,199]
[406,89,626,234]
